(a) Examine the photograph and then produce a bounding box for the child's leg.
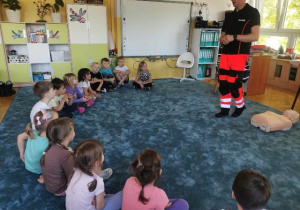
[144,83,152,88]
[119,74,129,84]
[115,73,123,84]
[37,174,44,183]
[166,199,189,210]
[96,81,104,92]
[103,191,123,210]
[132,82,141,89]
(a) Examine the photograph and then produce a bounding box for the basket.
[50,51,64,62]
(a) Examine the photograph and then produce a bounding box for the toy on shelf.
[251,109,299,132]
[7,49,29,63]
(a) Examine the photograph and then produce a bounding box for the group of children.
[16,55,272,209]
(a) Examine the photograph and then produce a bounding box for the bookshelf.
[190,28,221,80]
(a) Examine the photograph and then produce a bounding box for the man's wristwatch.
[233,34,238,41]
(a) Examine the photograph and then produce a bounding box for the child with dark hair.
[66,139,122,210]
[30,81,56,129]
[78,68,101,99]
[17,110,58,183]
[133,61,153,90]
[41,117,75,196]
[122,149,189,210]
[232,169,271,210]
[90,62,105,92]
[113,56,131,88]
[99,58,116,91]
[49,78,76,118]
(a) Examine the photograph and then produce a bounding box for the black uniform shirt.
[222,3,260,55]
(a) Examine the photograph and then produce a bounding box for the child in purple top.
[63,73,94,113]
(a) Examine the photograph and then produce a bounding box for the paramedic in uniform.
[215,0,260,118]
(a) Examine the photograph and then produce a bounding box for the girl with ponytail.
[66,139,122,210]
[41,117,75,196]
[17,110,58,181]
[122,149,189,210]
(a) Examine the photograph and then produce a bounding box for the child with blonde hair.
[63,73,94,114]
[113,56,131,88]
[17,110,58,182]
[78,68,101,98]
[122,149,189,210]
[132,61,153,90]
[90,62,105,92]
[30,81,56,129]
[66,139,122,210]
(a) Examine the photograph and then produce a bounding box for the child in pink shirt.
[122,149,189,210]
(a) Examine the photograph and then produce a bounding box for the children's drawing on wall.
[69,8,86,23]
[12,30,23,39]
[49,30,60,39]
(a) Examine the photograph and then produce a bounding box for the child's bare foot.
[37,175,44,184]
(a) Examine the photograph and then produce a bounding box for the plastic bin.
[51,51,64,62]
[33,74,44,82]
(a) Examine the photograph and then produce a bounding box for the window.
[259,0,282,29]
[257,35,288,51]
[283,0,300,29]
[295,38,300,54]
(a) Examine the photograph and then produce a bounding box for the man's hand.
[225,34,234,43]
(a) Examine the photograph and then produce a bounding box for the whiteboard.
[121,0,191,57]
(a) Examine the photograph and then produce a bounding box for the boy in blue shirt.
[99,58,116,91]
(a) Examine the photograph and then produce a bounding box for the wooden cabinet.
[267,58,300,91]
[1,22,72,86]
[0,26,8,82]
[245,55,272,96]
[67,4,108,74]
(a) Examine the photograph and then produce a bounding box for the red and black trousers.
[218,54,249,109]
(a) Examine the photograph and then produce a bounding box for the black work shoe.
[231,106,246,117]
[215,108,230,118]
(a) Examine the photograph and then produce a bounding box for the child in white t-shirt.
[113,56,131,88]
[77,68,101,99]
[30,81,56,129]
[66,139,122,210]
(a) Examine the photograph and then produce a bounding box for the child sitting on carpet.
[64,73,94,114]
[41,117,75,196]
[99,58,116,91]
[17,110,58,183]
[49,78,76,118]
[90,62,104,92]
[30,81,56,129]
[113,56,131,89]
[132,61,153,90]
[66,139,122,210]
[78,68,101,98]
[122,149,189,210]
[232,169,271,210]
[41,118,113,196]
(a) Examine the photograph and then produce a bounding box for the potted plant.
[33,0,51,22]
[1,0,21,22]
[50,0,64,23]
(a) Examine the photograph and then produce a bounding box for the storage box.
[197,64,206,79]
[50,51,64,62]
[8,55,19,63]
[33,74,44,82]
[43,73,52,80]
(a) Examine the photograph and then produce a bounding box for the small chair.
[173,52,195,82]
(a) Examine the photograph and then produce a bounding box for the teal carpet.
[0,79,299,209]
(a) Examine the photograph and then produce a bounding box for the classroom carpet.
[0,79,299,210]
